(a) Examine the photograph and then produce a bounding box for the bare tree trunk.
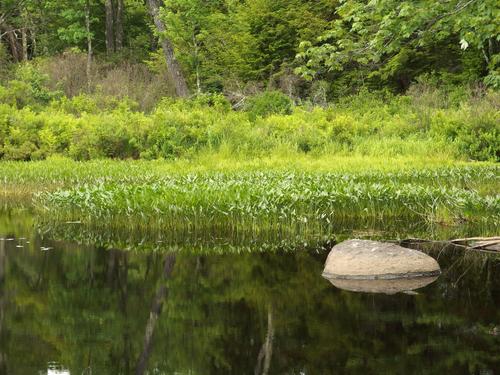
[146,0,189,97]
[105,0,115,54]
[21,27,27,61]
[135,254,176,375]
[193,33,201,94]
[20,9,28,61]
[30,27,36,56]
[4,27,20,62]
[115,0,124,50]
[85,0,92,92]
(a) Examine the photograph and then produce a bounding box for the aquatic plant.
[34,167,499,232]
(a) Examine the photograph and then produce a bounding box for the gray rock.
[322,239,440,294]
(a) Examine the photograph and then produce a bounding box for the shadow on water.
[0,210,499,374]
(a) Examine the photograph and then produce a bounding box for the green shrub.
[430,91,500,161]
[456,110,499,161]
[0,85,497,162]
[245,90,293,120]
[0,64,61,109]
[191,93,232,112]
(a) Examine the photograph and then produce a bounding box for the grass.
[0,157,497,234]
[0,154,493,195]
[37,169,498,224]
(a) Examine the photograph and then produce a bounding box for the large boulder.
[322,239,440,294]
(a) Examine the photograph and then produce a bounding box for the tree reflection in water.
[0,212,498,374]
[136,254,175,375]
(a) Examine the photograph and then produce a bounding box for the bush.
[39,52,175,111]
[245,90,293,120]
[0,64,62,109]
[455,105,500,161]
[0,85,497,162]
[430,91,500,161]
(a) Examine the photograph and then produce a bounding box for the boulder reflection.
[323,275,439,294]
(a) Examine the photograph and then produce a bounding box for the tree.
[160,0,220,93]
[0,0,29,62]
[105,0,115,53]
[297,0,500,90]
[157,0,337,94]
[146,0,189,97]
[115,0,124,50]
[104,0,125,54]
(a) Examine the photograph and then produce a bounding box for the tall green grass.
[33,166,499,231]
[1,156,497,198]
[1,159,498,241]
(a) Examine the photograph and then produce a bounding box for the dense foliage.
[0,77,498,162]
[1,0,498,96]
[297,0,500,92]
[1,0,499,163]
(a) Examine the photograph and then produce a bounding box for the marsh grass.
[28,163,500,231]
[1,159,497,236]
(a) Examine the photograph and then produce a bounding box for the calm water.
[0,210,499,375]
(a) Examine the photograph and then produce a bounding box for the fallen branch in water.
[398,237,500,253]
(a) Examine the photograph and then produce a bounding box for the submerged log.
[451,237,500,251]
[400,237,500,252]
[322,239,441,294]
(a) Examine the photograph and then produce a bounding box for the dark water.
[0,210,499,375]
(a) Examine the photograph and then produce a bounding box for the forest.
[0,0,498,163]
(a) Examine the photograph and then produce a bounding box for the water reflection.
[0,211,499,374]
[324,275,440,294]
[136,254,175,375]
[47,362,70,375]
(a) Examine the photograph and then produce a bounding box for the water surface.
[0,210,499,374]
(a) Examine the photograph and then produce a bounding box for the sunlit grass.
[1,157,498,241]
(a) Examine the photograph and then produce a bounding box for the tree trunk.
[31,27,36,57]
[146,0,189,97]
[4,27,20,62]
[105,0,115,54]
[85,0,92,92]
[115,0,124,50]
[193,32,201,93]
[21,27,27,61]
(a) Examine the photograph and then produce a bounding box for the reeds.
[34,167,499,232]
